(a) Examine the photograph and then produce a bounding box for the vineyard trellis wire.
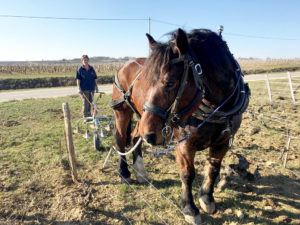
[59,71,300,224]
[247,73,300,172]
[263,72,300,104]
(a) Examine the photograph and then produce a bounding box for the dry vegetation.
[0,62,123,78]
[238,58,300,74]
[0,58,300,78]
[1,58,300,90]
[0,79,299,224]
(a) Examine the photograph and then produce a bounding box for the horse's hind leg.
[114,107,133,182]
[131,121,148,183]
[198,143,229,214]
[176,144,202,225]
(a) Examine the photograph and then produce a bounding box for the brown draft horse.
[112,28,250,224]
[111,57,149,183]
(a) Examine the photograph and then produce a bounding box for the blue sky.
[0,0,300,61]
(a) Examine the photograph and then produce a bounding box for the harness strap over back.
[110,64,143,118]
[190,69,250,125]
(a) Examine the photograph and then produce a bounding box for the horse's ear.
[146,33,157,50]
[175,28,189,56]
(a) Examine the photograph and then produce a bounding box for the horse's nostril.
[144,133,156,145]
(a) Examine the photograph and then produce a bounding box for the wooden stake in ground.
[62,102,79,183]
[265,74,272,103]
[287,72,296,104]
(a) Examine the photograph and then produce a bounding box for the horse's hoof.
[120,177,132,184]
[199,195,215,214]
[135,173,148,183]
[132,156,148,183]
[184,214,202,225]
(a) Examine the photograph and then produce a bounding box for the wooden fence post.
[265,74,272,103]
[287,72,296,104]
[62,102,79,183]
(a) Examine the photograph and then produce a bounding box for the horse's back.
[117,58,146,88]
[112,58,145,100]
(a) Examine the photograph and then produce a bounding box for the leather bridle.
[142,49,205,137]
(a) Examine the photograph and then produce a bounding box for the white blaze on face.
[132,156,148,183]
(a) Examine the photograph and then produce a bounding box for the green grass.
[0,81,299,225]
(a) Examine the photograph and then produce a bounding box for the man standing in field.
[76,55,99,117]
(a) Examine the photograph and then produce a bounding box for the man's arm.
[94,78,99,93]
[92,67,99,92]
[77,79,82,93]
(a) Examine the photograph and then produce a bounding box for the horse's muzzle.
[143,133,157,146]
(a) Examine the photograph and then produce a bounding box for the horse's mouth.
[143,138,166,148]
[142,137,156,147]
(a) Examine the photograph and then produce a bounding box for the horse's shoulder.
[124,58,145,69]
[135,57,146,64]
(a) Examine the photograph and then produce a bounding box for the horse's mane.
[143,41,178,83]
[143,29,236,83]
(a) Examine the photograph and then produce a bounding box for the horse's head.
[139,28,205,145]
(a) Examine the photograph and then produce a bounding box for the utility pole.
[148,16,151,35]
[148,17,151,55]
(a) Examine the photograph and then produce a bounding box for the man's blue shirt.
[76,65,97,91]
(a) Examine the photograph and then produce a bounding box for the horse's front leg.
[131,121,148,183]
[114,108,133,183]
[199,143,229,214]
[176,143,202,225]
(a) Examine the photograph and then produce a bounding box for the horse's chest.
[177,123,228,150]
[191,133,214,150]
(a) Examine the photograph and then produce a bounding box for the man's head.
[81,55,89,66]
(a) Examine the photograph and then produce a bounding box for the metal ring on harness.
[162,125,172,138]
[195,64,202,75]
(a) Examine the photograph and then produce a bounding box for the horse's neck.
[203,71,236,108]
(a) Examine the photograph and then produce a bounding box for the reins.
[110,57,248,157]
[148,65,244,156]
[178,68,243,144]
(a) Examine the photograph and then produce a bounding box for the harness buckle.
[162,125,172,137]
[229,135,233,148]
[195,64,202,75]
[171,114,180,124]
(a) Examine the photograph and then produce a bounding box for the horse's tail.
[126,119,132,147]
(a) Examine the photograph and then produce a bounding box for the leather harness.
[110,69,143,119]
[110,51,250,141]
[142,49,205,136]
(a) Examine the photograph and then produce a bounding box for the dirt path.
[0,84,113,102]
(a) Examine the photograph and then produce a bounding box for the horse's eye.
[165,81,175,89]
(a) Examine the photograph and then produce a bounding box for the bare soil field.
[0,80,299,224]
